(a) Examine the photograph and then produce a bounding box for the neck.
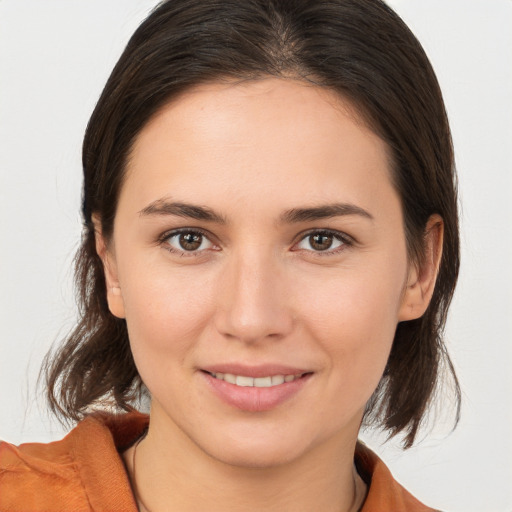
[125,414,367,512]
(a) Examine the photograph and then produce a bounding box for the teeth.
[212,372,302,387]
[254,376,272,387]
[236,375,254,387]
[224,373,236,384]
[271,375,284,385]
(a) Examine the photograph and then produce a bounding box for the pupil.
[311,233,332,251]
[180,233,202,250]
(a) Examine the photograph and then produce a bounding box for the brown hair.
[45,0,460,447]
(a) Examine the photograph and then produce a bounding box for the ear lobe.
[398,214,444,322]
[92,214,126,319]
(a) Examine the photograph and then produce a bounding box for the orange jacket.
[0,412,436,511]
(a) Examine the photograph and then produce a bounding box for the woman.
[0,0,460,510]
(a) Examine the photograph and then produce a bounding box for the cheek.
[297,264,404,387]
[118,263,217,366]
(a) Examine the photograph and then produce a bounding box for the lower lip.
[202,372,312,412]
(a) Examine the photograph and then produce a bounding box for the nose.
[214,247,294,344]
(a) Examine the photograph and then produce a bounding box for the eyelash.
[158,228,217,257]
[293,229,353,256]
[158,228,353,257]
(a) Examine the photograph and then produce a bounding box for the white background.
[0,1,511,511]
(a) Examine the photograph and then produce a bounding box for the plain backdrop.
[1,1,511,511]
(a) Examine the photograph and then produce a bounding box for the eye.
[163,229,215,253]
[295,230,348,253]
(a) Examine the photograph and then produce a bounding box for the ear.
[398,214,444,321]
[92,214,126,319]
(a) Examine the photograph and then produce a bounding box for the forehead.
[132,78,376,155]
[122,78,395,216]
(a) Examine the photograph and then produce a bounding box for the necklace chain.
[131,431,151,512]
[130,432,364,512]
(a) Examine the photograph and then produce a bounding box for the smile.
[203,369,312,411]
[208,372,304,387]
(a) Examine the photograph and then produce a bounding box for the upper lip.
[201,363,310,378]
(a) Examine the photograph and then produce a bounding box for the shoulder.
[356,442,440,512]
[0,411,147,512]
[0,436,89,511]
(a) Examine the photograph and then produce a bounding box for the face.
[99,78,433,468]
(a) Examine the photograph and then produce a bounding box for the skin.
[95,78,442,512]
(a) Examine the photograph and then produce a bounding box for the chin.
[191,419,328,470]
[205,440,304,469]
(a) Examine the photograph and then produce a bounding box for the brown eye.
[309,233,334,251]
[295,231,345,253]
[164,230,214,253]
[179,232,203,251]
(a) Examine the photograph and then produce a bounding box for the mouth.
[200,368,313,411]
[204,371,309,388]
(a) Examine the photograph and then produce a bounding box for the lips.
[207,372,304,387]
[200,364,312,412]
[201,363,309,378]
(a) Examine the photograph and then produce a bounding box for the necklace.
[131,430,151,512]
[130,434,365,512]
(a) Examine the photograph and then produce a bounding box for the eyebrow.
[138,199,373,224]
[138,200,226,223]
[280,203,374,223]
